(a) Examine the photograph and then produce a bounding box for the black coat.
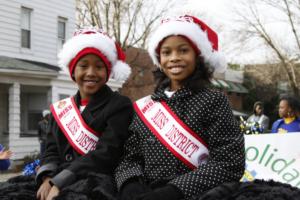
[115,87,245,200]
[36,85,133,189]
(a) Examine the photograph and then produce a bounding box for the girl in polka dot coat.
[115,15,245,200]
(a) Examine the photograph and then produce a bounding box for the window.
[21,7,32,48]
[59,94,70,100]
[57,17,67,51]
[21,92,47,134]
[27,110,42,131]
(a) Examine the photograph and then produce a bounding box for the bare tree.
[231,0,300,96]
[76,0,174,49]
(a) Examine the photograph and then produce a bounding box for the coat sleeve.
[168,93,245,198]
[0,144,10,171]
[246,115,253,123]
[114,116,145,190]
[262,116,270,131]
[271,119,281,133]
[36,115,60,185]
[50,97,134,189]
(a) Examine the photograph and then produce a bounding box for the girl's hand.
[46,185,60,200]
[36,177,52,200]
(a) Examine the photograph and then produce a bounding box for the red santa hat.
[58,28,131,82]
[148,15,227,73]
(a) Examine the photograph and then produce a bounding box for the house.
[0,0,124,161]
[214,69,249,114]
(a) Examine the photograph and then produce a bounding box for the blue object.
[23,159,40,176]
[271,118,300,133]
[0,144,11,171]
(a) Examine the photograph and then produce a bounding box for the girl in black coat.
[115,15,245,200]
[0,28,133,200]
[35,28,133,200]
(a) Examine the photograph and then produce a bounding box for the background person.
[271,95,300,133]
[38,109,50,156]
[246,101,270,133]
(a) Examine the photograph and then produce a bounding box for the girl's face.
[159,35,197,91]
[74,54,108,100]
[279,100,292,118]
[255,105,263,115]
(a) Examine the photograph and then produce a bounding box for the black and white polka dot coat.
[115,87,245,199]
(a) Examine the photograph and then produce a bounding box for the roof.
[0,56,60,74]
[211,78,248,93]
[232,109,249,117]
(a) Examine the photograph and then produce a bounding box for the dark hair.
[253,101,264,115]
[279,95,300,113]
[153,56,214,92]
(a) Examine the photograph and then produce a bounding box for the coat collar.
[73,85,114,125]
[151,86,194,102]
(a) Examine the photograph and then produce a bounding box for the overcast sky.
[166,0,291,65]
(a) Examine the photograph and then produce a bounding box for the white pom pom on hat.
[58,27,131,82]
[148,15,227,73]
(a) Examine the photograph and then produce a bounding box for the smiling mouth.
[83,80,99,86]
[168,66,184,74]
[84,80,99,83]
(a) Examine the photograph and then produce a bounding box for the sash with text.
[134,96,209,169]
[51,97,100,155]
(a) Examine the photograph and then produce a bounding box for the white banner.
[242,133,300,188]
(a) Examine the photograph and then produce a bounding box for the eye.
[96,65,104,70]
[96,62,106,69]
[179,48,189,53]
[160,50,170,56]
[78,64,88,68]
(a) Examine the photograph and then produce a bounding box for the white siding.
[0,0,75,66]
[9,138,39,160]
[1,74,53,160]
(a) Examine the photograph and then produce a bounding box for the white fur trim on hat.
[58,31,131,82]
[148,20,227,73]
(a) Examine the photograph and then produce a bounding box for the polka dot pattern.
[115,87,245,199]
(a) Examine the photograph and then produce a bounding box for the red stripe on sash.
[50,97,101,155]
[134,101,198,170]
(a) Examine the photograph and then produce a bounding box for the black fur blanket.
[199,179,300,200]
[1,177,299,200]
[0,173,116,200]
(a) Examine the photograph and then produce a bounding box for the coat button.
[147,137,156,145]
[65,154,73,162]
